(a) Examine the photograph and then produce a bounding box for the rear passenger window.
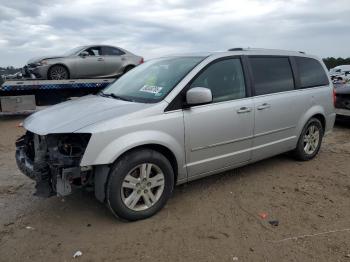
[103,47,125,56]
[250,57,294,95]
[295,57,329,88]
[189,58,246,103]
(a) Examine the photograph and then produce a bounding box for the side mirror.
[80,51,89,57]
[186,87,212,106]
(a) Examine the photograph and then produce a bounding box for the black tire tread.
[48,65,69,80]
[106,149,174,221]
[293,118,324,161]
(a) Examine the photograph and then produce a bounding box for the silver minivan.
[16,48,336,221]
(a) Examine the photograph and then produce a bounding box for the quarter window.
[250,57,294,95]
[189,58,246,103]
[295,57,329,88]
[102,47,125,56]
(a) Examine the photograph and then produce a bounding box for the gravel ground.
[0,116,349,262]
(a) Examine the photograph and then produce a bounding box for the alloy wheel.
[121,163,165,211]
[303,124,320,155]
[50,66,68,80]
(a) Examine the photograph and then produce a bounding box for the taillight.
[332,88,336,107]
[139,57,144,64]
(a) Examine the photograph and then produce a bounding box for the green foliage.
[323,57,350,70]
[0,66,21,75]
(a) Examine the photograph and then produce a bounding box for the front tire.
[106,149,174,221]
[293,118,324,161]
[48,65,69,80]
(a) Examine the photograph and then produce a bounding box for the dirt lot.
[0,116,349,262]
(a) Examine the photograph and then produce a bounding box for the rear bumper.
[335,108,350,117]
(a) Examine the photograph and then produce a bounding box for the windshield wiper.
[99,92,132,102]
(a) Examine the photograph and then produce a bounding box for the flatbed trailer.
[0,78,115,114]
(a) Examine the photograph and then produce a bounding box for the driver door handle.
[97,57,104,61]
[257,103,271,110]
[237,107,252,114]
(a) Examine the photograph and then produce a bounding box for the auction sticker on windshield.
[140,85,163,94]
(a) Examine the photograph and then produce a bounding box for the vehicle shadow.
[175,153,292,193]
[335,116,350,128]
[0,115,27,122]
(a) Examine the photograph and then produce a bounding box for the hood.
[27,56,65,64]
[24,95,152,135]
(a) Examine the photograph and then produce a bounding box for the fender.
[80,130,187,181]
[296,105,326,139]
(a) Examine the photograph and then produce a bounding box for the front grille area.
[15,131,91,197]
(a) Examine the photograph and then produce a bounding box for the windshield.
[64,46,85,56]
[101,56,205,103]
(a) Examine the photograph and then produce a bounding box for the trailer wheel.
[48,65,69,80]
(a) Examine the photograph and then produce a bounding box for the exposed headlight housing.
[35,60,49,66]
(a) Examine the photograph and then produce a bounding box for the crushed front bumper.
[15,132,91,197]
[23,64,49,79]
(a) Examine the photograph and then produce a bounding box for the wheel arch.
[113,144,178,184]
[312,113,326,131]
[93,143,179,203]
[297,106,327,139]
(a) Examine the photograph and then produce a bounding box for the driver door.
[184,57,254,178]
[76,46,106,78]
[101,46,124,77]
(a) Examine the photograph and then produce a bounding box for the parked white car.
[330,65,350,83]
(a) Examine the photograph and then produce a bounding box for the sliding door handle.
[237,107,252,113]
[257,103,271,110]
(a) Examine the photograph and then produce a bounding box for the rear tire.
[106,149,174,221]
[293,118,324,161]
[48,65,69,80]
[123,65,134,74]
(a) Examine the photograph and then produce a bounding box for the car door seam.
[191,125,295,152]
[191,135,254,152]
[253,125,296,138]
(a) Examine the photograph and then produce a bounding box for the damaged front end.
[15,132,92,197]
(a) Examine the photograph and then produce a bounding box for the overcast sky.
[0,0,349,67]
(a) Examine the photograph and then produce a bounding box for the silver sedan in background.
[24,45,144,80]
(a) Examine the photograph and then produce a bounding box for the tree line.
[323,57,350,70]
[0,66,21,75]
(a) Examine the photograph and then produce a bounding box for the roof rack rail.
[228,48,244,51]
